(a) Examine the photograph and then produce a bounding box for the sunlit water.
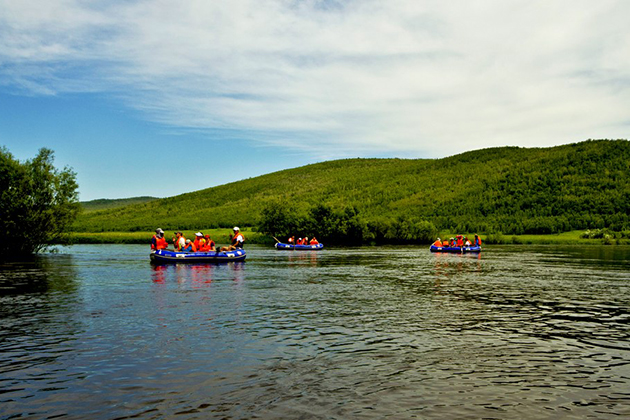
[1,244,629,419]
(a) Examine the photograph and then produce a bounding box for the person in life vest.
[193,232,205,251]
[474,234,482,246]
[464,237,472,246]
[151,228,169,250]
[309,237,319,245]
[181,239,196,252]
[456,235,464,247]
[231,227,245,249]
[173,231,186,251]
[201,235,215,251]
[432,237,442,247]
[442,239,449,247]
[288,236,295,244]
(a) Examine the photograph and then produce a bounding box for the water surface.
[1,244,629,419]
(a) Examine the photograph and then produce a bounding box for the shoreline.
[66,230,630,246]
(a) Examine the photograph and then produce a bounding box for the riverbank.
[68,230,629,245]
[481,230,630,245]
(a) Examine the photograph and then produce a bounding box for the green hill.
[74,139,630,238]
[81,196,159,213]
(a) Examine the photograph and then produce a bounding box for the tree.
[0,147,80,256]
[258,200,300,239]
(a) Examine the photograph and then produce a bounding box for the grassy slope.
[81,196,159,213]
[73,139,630,233]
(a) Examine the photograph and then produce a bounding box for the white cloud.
[1,0,628,157]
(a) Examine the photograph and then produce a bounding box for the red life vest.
[456,237,464,247]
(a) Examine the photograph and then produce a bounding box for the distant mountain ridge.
[73,139,630,235]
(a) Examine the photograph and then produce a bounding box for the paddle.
[272,236,281,243]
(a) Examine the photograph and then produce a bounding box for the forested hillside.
[74,140,630,237]
[81,196,158,212]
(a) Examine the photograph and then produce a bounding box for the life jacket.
[432,240,442,247]
[174,236,187,251]
[475,237,482,246]
[201,238,215,251]
[309,238,319,245]
[152,235,168,250]
[442,240,449,247]
[231,232,245,246]
[194,238,204,250]
[456,237,464,247]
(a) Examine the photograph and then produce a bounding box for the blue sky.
[1,0,629,201]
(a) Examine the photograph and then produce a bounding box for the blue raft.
[430,245,481,253]
[150,248,246,264]
[275,242,324,250]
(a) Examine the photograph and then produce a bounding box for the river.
[1,244,629,419]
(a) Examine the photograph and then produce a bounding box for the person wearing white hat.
[193,232,205,251]
[230,226,245,249]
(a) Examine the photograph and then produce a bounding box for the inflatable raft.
[275,242,324,250]
[150,248,246,264]
[430,245,481,253]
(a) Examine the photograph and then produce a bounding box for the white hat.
[233,226,240,231]
[195,232,203,236]
[156,228,164,233]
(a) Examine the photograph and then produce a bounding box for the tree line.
[258,201,438,245]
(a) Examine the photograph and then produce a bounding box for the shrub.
[0,147,80,256]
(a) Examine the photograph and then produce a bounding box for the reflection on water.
[0,244,629,419]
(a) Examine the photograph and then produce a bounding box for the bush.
[0,147,80,256]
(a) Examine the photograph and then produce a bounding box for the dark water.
[1,244,629,419]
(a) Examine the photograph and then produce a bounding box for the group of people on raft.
[432,234,482,248]
[151,227,245,252]
[287,236,320,245]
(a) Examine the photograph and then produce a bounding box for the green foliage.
[0,147,80,255]
[258,202,436,245]
[74,139,630,238]
[81,196,158,212]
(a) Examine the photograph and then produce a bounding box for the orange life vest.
[152,235,169,250]
[174,235,186,251]
[432,240,442,247]
[231,232,245,246]
[201,239,215,251]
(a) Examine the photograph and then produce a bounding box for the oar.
[272,236,281,243]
